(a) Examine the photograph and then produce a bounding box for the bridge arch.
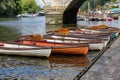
[63,0,86,24]
[36,0,86,25]
[36,0,72,8]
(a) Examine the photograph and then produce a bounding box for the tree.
[0,0,41,17]
[14,0,22,15]
[21,0,41,14]
[80,0,116,11]
[0,0,21,17]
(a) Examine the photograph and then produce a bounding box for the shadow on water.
[0,25,21,42]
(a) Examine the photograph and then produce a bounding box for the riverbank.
[80,36,120,80]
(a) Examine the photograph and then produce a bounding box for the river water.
[0,16,120,80]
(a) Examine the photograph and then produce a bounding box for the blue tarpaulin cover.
[110,8,120,13]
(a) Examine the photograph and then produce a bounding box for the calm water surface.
[0,17,120,80]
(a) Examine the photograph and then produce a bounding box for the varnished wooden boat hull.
[52,46,89,55]
[43,36,109,50]
[21,40,89,55]
[44,38,107,50]
[46,27,119,42]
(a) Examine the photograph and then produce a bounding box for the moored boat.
[46,27,119,41]
[42,37,107,50]
[0,42,51,57]
[16,40,89,55]
[43,35,109,49]
[44,27,117,46]
[17,34,108,51]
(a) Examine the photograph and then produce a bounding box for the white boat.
[0,42,51,57]
[42,37,108,50]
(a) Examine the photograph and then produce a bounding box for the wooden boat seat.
[17,34,42,41]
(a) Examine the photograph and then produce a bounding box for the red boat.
[16,34,89,55]
[19,40,89,55]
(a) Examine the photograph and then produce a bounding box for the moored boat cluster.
[0,25,120,58]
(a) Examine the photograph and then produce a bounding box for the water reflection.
[0,25,21,42]
[0,17,46,35]
[46,24,63,32]
[49,54,89,67]
[0,54,89,80]
[46,24,78,32]
[0,56,50,79]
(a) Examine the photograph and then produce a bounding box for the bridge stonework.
[44,6,66,24]
[43,0,86,25]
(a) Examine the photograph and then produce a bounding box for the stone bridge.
[40,0,86,25]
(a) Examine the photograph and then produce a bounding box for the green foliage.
[80,0,95,11]
[20,0,41,14]
[0,0,17,17]
[80,0,117,11]
[14,0,22,15]
[0,0,117,17]
[0,0,41,17]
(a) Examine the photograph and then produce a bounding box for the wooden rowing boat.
[42,37,107,50]
[46,31,113,42]
[46,27,119,41]
[16,40,89,55]
[17,34,108,50]
[45,28,112,45]
[69,28,117,34]
[69,29,119,41]
[89,25,120,34]
[43,35,109,49]
[0,42,51,57]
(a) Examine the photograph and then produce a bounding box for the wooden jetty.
[74,35,120,80]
